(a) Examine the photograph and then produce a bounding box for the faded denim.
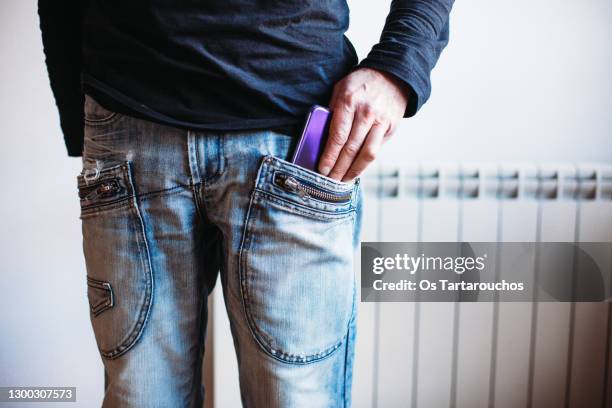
[77,94,363,407]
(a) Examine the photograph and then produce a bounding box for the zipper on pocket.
[274,173,353,203]
[78,178,121,200]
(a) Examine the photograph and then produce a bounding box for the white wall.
[0,0,610,407]
[348,0,612,164]
[0,2,103,407]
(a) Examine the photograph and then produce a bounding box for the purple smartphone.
[290,105,331,172]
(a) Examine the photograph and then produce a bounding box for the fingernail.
[320,166,331,176]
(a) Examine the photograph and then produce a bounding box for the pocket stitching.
[264,155,355,191]
[79,200,134,220]
[85,111,118,123]
[84,111,123,128]
[101,161,153,360]
[255,189,356,222]
[80,161,154,360]
[78,163,132,217]
[237,158,352,365]
[84,98,123,127]
[86,276,115,317]
[271,170,354,205]
[257,157,358,218]
[238,199,348,364]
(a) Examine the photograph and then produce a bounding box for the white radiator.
[205,163,612,408]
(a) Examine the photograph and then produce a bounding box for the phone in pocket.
[290,105,331,172]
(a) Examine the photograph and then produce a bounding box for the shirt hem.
[82,73,304,133]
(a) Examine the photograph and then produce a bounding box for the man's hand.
[318,67,410,182]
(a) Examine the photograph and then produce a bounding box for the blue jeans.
[77,95,363,407]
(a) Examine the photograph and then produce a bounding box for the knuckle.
[319,151,331,161]
[343,142,361,156]
[319,158,333,168]
[361,104,377,120]
[342,92,358,109]
[373,115,388,126]
[329,131,348,147]
[331,83,345,100]
[363,149,376,162]
[362,147,377,162]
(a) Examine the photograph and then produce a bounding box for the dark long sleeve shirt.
[38,0,453,157]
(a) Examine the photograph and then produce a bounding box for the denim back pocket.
[77,161,153,360]
[238,155,359,364]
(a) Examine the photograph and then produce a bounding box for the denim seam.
[194,132,203,182]
[97,161,155,360]
[186,131,207,222]
[200,132,225,184]
[343,283,358,407]
[84,112,122,126]
[187,130,201,185]
[197,135,228,229]
[84,94,123,126]
[190,182,208,227]
[193,180,222,241]
[79,198,133,219]
[238,177,349,365]
[188,265,208,406]
[197,137,225,227]
[342,204,360,406]
[342,323,350,407]
[350,177,361,212]
[137,185,189,201]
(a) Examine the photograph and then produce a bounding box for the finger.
[318,102,355,176]
[341,122,387,182]
[329,83,341,110]
[385,122,396,137]
[382,125,395,143]
[381,121,398,143]
[327,110,374,181]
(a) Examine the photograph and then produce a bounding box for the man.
[38,1,452,406]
